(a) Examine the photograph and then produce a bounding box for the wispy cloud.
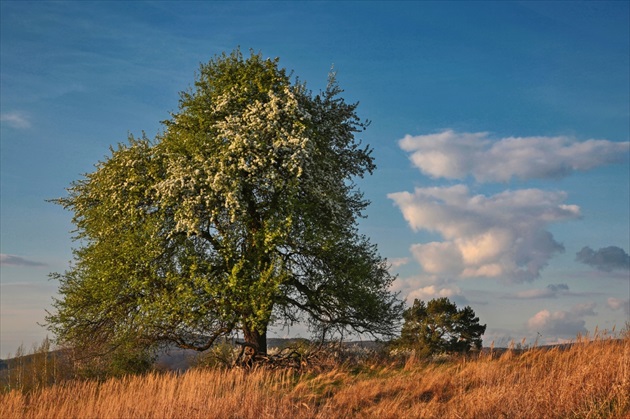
[0,112,31,129]
[508,283,570,299]
[0,254,46,267]
[576,246,630,272]
[388,186,580,282]
[399,130,630,182]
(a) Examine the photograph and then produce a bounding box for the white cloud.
[388,186,580,282]
[399,130,630,182]
[410,241,463,276]
[527,303,597,338]
[1,111,31,129]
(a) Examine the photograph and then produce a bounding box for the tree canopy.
[46,49,402,359]
[396,298,486,356]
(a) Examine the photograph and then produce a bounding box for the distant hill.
[2,338,598,373]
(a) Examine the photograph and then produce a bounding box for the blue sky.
[1,1,628,356]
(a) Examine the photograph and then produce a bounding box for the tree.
[396,298,486,356]
[46,49,403,361]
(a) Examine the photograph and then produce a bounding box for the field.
[1,334,628,419]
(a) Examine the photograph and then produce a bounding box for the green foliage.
[194,338,238,369]
[395,298,486,357]
[46,48,402,367]
[99,341,155,378]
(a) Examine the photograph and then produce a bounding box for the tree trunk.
[243,327,267,355]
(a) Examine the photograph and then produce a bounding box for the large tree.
[47,49,402,358]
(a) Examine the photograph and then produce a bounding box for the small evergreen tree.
[396,297,486,357]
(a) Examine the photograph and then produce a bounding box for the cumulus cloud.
[1,111,32,129]
[607,298,630,316]
[527,303,597,338]
[509,283,570,299]
[576,246,630,272]
[0,254,47,267]
[399,130,630,182]
[388,186,580,282]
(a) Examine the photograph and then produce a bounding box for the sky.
[1,1,629,357]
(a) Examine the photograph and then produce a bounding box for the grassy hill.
[1,334,628,418]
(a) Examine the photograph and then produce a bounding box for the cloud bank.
[391,128,626,316]
[399,130,630,182]
[576,246,630,272]
[0,254,46,267]
[388,186,580,282]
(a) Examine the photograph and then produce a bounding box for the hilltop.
[2,334,628,418]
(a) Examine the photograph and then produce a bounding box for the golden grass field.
[2,334,628,419]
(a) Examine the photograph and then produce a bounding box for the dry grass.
[2,334,628,419]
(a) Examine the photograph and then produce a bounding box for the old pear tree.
[46,49,403,360]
